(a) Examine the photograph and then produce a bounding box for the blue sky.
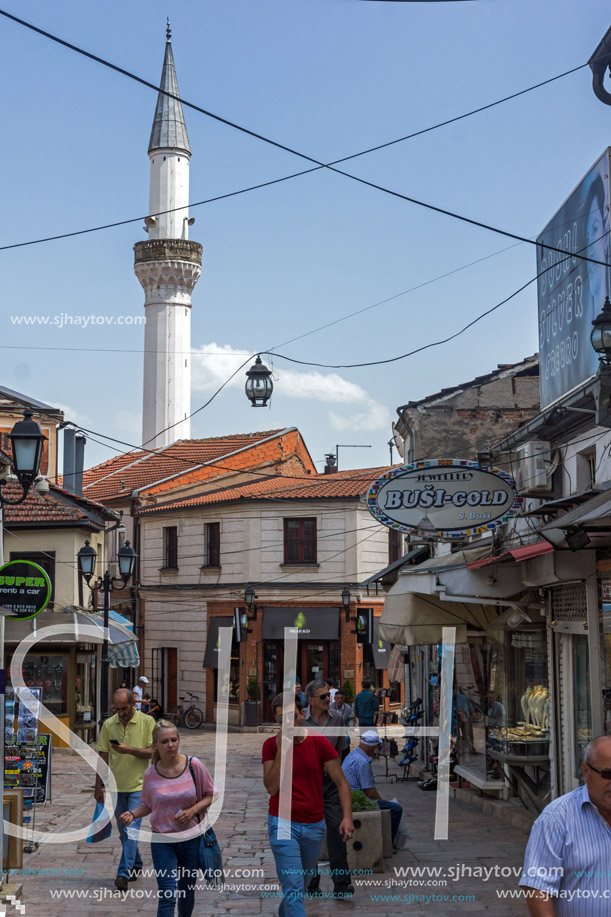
[2,0,610,474]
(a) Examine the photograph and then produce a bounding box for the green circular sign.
[0,560,52,620]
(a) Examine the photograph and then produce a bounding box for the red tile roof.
[82,430,296,501]
[2,480,110,528]
[137,466,394,514]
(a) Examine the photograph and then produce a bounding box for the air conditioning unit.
[515,441,551,493]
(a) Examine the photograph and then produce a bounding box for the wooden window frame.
[203,522,221,567]
[283,518,317,565]
[162,526,178,569]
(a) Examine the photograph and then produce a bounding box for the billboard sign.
[0,560,52,619]
[367,459,520,539]
[538,149,611,408]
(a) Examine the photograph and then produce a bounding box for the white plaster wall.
[143,593,207,704]
[142,299,191,447]
[148,151,190,239]
[140,501,391,586]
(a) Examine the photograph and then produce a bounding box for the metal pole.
[0,505,4,887]
[100,571,110,726]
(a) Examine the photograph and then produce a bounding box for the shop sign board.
[367,459,520,539]
[0,560,52,619]
[537,149,611,408]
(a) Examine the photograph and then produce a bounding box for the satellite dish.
[391,422,405,459]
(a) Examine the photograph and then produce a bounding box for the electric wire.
[0,6,604,273]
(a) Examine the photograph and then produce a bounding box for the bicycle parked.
[170,691,204,729]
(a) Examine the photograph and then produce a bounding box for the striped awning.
[108,639,140,669]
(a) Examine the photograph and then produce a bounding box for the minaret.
[135,22,202,449]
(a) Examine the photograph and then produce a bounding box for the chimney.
[324,453,338,475]
[63,428,75,493]
[74,435,86,497]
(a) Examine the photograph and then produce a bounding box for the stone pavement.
[5,732,532,916]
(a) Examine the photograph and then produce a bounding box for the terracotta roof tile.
[137,466,394,514]
[2,480,105,527]
[82,430,290,501]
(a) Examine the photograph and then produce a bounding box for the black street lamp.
[341,587,351,623]
[244,584,258,622]
[78,539,138,725]
[591,297,611,427]
[0,409,47,506]
[245,356,273,407]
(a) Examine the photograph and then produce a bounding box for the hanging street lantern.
[591,297,611,427]
[245,356,273,407]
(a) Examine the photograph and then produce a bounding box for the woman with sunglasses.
[120,720,215,916]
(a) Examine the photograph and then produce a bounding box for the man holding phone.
[95,689,155,891]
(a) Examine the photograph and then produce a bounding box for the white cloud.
[52,403,91,429]
[191,342,390,432]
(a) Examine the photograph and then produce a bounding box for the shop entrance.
[555,631,591,794]
[262,640,340,720]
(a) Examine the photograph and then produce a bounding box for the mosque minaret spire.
[135,23,202,449]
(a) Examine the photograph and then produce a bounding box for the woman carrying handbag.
[120,720,216,916]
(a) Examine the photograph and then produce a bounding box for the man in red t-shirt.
[262,692,354,916]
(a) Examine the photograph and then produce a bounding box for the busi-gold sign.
[367,459,520,539]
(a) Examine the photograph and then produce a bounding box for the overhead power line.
[0,7,601,271]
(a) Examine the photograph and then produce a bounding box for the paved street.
[6,732,531,916]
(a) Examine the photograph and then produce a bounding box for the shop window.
[10,551,55,608]
[162,526,178,569]
[13,653,69,717]
[213,631,240,704]
[388,529,403,564]
[203,522,220,567]
[284,518,317,564]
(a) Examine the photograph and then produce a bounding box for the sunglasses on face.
[315,693,330,700]
[587,763,611,780]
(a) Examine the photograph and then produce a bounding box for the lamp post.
[0,409,46,891]
[77,539,137,725]
[245,356,273,407]
[591,296,611,427]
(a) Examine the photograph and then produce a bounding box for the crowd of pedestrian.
[94,676,396,915]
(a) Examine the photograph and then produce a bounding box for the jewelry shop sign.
[0,560,52,619]
[367,460,520,539]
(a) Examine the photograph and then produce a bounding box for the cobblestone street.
[5,732,531,916]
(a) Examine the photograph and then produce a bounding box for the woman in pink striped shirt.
[120,720,215,916]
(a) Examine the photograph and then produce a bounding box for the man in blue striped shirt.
[342,731,403,843]
[520,736,611,915]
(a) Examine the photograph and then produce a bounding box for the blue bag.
[86,800,112,843]
[188,757,224,886]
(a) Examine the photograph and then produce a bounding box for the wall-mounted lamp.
[341,587,351,622]
[244,584,258,622]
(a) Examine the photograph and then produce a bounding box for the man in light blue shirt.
[342,731,403,843]
[520,736,611,915]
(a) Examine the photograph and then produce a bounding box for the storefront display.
[16,653,68,716]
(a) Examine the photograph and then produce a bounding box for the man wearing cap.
[303,680,353,899]
[342,732,404,843]
[132,675,149,711]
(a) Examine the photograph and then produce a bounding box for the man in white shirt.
[132,675,148,710]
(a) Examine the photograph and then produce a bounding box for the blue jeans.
[377,798,403,843]
[114,791,143,878]
[267,815,325,917]
[151,836,200,917]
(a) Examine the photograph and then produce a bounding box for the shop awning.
[541,488,611,545]
[109,609,134,632]
[466,540,553,569]
[379,585,499,646]
[372,619,391,668]
[262,607,339,641]
[108,639,140,669]
[203,616,233,669]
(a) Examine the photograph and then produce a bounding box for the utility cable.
[0,7,604,271]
